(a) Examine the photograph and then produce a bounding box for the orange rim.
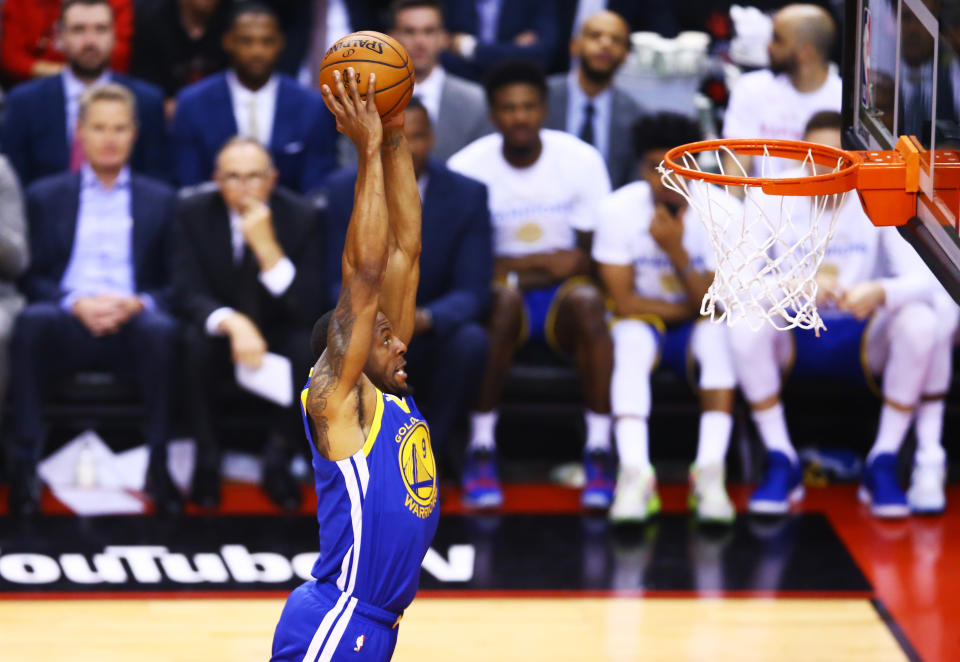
[661,138,863,196]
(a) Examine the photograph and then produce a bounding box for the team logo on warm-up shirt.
[395,413,437,519]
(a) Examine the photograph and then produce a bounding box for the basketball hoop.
[658,137,921,333]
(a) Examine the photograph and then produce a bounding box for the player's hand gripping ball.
[318,31,415,123]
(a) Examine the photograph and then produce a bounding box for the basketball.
[318,31,415,123]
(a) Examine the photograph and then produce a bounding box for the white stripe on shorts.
[336,458,363,596]
[300,591,349,662]
[317,597,358,662]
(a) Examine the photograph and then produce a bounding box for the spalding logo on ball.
[318,31,415,122]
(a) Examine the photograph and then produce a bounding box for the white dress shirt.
[565,71,613,162]
[413,66,445,125]
[62,68,111,141]
[226,70,280,147]
[204,207,297,335]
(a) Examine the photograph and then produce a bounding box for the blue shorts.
[520,277,592,353]
[653,321,695,379]
[271,581,400,662]
[789,315,870,388]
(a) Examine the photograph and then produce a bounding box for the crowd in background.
[0,0,949,525]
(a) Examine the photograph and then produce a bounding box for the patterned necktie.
[579,101,595,145]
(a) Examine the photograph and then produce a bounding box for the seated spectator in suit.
[389,0,492,161]
[0,158,30,436]
[2,0,168,187]
[448,60,614,509]
[0,0,132,85]
[130,0,231,115]
[441,0,559,82]
[175,137,325,509]
[173,3,337,194]
[8,84,180,517]
[324,98,491,468]
[545,10,643,189]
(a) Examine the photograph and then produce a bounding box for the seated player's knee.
[564,284,609,337]
[691,323,737,390]
[611,319,658,374]
[890,302,937,358]
[489,285,525,335]
[727,318,774,362]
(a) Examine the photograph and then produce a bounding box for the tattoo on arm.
[306,287,356,457]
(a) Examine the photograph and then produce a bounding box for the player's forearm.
[344,149,389,280]
[381,128,422,258]
[616,295,692,324]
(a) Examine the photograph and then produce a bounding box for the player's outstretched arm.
[307,70,389,458]
[379,121,422,346]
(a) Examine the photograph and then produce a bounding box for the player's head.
[77,84,138,173]
[224,2,284,86]
[571,10,631,84]
[768,4,835,75]
[60,0,116,79]
[311,310,411,396]
[389,0,446,79]
[484,59,548,151]
[631,113,701,209]
[403,97,433,177]
[214,137,278,212]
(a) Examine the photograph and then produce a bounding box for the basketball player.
[595,114,740,524]
[270,69,436,662]
[731,111,958,518]
[448,59,615,509]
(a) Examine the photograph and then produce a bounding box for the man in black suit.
[324,98,491,467]
[8,84,179,517]
[2,0,168,186]
[545,10,643,189]
[175,137,325,509]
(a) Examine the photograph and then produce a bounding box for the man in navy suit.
[1,0,168,187]
[7,84,180,517]
[324,98,491,466]
[441,0,559,81]
[172,3,337,194]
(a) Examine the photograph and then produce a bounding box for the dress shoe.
[146,462,183,516]
[8,468,41,517]
[190,465,221,509]
[262,463,302,510]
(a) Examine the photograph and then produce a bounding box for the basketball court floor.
[0,482,951,661]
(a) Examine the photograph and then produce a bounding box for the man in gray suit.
[546,10,642,189]
[390,0,492,162]
[0,156,29,427]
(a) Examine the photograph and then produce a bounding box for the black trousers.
[183,323,313,471]
[9,302,179,467]
[403,321,488,463]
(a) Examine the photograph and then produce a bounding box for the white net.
[658,144,850,333]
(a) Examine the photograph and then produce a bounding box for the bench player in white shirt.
[594,114,740,524]
[722,3,842,178]
[448,60,615,509]
[731,111,958,518]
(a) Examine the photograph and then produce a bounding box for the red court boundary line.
[0,589,875,601]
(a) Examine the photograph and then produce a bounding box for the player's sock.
[751,403,797,463]
[469,410,498,451]
[615,417,649,470]
[584,410,612,452]
[694,411,733,467]
[866,405,912,463]
[914,400,946,466]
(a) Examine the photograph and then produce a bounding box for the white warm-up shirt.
[723,69,842,176]
[593,181,724,304]
[447,129,611,257]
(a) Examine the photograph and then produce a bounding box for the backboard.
[843,0,960,301]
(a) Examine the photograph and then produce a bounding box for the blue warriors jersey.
[299,379,440,614]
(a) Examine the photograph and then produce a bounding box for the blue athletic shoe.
[748,451,804,515]
[858,453,909,519]
[581,449,616,509]
[462,448,503,509]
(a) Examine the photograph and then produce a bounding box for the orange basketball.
[318,31,415,122]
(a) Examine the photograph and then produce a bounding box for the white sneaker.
[609,465,660,524]
[907,461,946,514]
[690,462,735,524]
